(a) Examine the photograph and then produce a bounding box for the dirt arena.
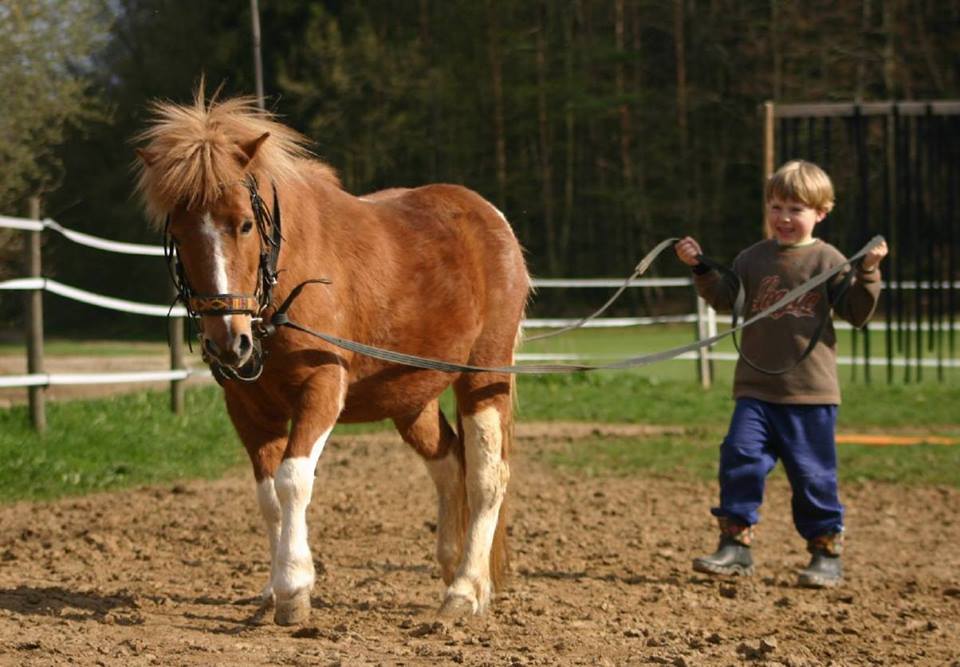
[1,422,958,666]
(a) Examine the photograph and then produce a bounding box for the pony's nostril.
[235,333,253,358]
[203,337,221,358]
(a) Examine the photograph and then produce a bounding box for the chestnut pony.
[134,91,529,625]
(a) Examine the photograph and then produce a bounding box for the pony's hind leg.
[393,400,465,585]
[440,378,512,617]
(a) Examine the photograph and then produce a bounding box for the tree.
[0,0,110,214]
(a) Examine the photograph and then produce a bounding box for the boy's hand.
[675,236,703,267]
[861,239,889,272]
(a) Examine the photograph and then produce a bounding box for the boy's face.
[766,196,827,246]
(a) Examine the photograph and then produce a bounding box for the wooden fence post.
[169,283,185,414]
[25,196,46,432]
[762,100,776,238]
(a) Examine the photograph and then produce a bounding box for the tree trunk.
[536,1,557,273]
[856,0,870,99]
[560,1,578,266]
[616,0,638,265]
[882,0,897,96]
[420,0,439,181]
[486,0,507,210]
[771,0,783,99]
[674,0,697,238]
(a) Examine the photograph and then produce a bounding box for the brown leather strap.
[188,294,259,315]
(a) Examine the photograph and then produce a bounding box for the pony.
[134,89,529,625]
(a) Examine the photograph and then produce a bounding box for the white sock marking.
[256,478,281,599]
[273,426,333,597]
[450,407,508,610]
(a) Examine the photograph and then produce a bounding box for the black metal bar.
[854,106,871,382]
[949,116,958,369]
[930,111,944,381]
[882,111,895,383]
[842,114,858,379]
[901,113,912,382]
[913,114,924,381]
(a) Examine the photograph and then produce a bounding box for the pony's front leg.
[225,390,288,606]
[273,369,345,626]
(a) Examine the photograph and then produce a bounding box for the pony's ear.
[237,132,270,166]
[136,148,157,167]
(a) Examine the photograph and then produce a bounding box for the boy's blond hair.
[765,160,835,214]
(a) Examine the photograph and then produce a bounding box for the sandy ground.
[1,420,959,666]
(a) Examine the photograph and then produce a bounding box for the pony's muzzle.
[203,331,254,368]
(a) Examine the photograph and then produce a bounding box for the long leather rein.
[164,178,884,379]
[268,235,882,375]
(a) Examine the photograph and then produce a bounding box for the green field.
[1,325,958,501]
[2,369,959,502]
[521,324,960,383]
[0,339,174,357]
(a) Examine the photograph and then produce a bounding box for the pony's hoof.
[438,592,477,619]
[274,589,311,626]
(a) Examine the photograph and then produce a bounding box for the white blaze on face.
[199,212,230,327]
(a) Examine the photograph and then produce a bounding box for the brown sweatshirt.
[694,239,882,405]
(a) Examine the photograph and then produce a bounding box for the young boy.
[674,160,888,588]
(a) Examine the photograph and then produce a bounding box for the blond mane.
[134,89,339,225]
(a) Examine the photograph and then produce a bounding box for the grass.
[519,371,960,487]
[0,338,174,357]
[520,324,960,383]
[0,386,393,502]
[2,373,959,503]
[516,371,960,429]
[0,388,242,502]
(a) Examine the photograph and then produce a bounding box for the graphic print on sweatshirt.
[751,275,821,319]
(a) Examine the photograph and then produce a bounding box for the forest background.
[1,0,958,336]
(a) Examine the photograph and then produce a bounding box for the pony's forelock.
[133,92,337,227]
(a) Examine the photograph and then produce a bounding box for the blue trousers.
[711,397,843,540]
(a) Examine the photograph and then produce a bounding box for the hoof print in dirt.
[409,621,449,638]
[291,626,322,639]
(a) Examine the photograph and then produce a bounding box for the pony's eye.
[240,220,254,234]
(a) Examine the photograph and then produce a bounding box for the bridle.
[164,174,282,383]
